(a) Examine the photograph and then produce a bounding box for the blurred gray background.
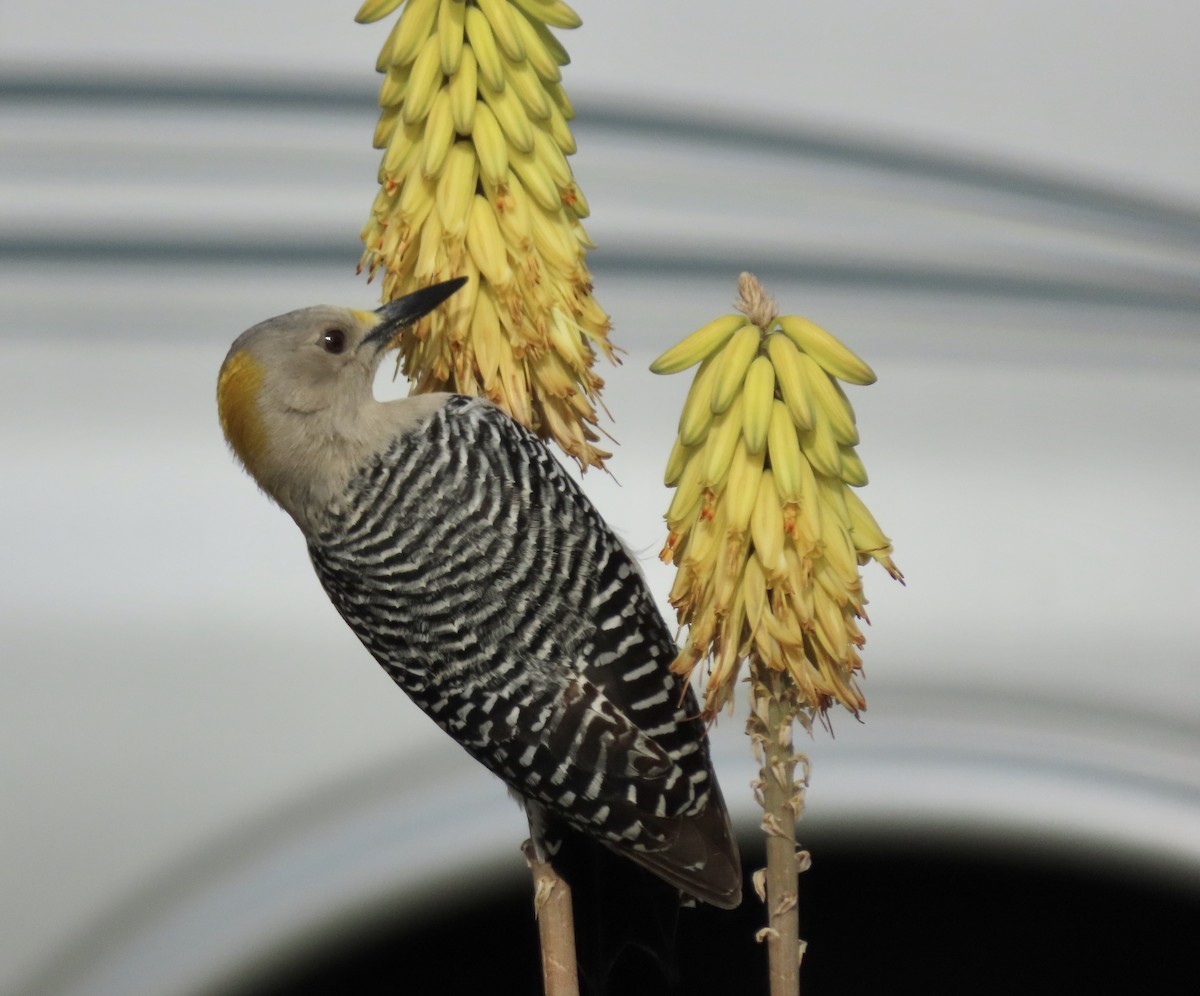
[3,2,1199,994]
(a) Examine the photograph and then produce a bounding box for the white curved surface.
[3,4,1200,994]
[3,1,1200,204]
[5,281,1199,994]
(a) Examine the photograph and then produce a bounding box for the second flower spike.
[653,273,902,719]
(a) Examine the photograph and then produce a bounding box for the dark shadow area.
[232,833,1200,996]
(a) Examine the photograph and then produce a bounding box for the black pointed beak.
[361,277,469,353]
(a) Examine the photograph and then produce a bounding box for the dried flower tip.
[736,271,779,330]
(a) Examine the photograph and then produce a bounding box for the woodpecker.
[217,278,742,910]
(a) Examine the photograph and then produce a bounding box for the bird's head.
[217,277,467,530]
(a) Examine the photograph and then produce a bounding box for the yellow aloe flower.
[355,0,614,469]
[653,273,902,719]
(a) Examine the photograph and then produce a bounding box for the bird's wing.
[457,661,697,843]
[447,658,742,910]
[308,396,741,906]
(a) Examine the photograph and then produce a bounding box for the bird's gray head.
[217,278,467,531]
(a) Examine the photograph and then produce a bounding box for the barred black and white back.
[308,395,741,908]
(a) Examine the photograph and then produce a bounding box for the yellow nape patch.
[217,350,268,472]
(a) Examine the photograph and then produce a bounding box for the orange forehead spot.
[217,350,267,471]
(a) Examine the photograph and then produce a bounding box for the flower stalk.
[749,664,811,996]
[654,272,901,992]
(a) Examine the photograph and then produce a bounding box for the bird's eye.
[322,328,347,354]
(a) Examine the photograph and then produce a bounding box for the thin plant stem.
[523,840,581,996]
[749,662,809,996]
